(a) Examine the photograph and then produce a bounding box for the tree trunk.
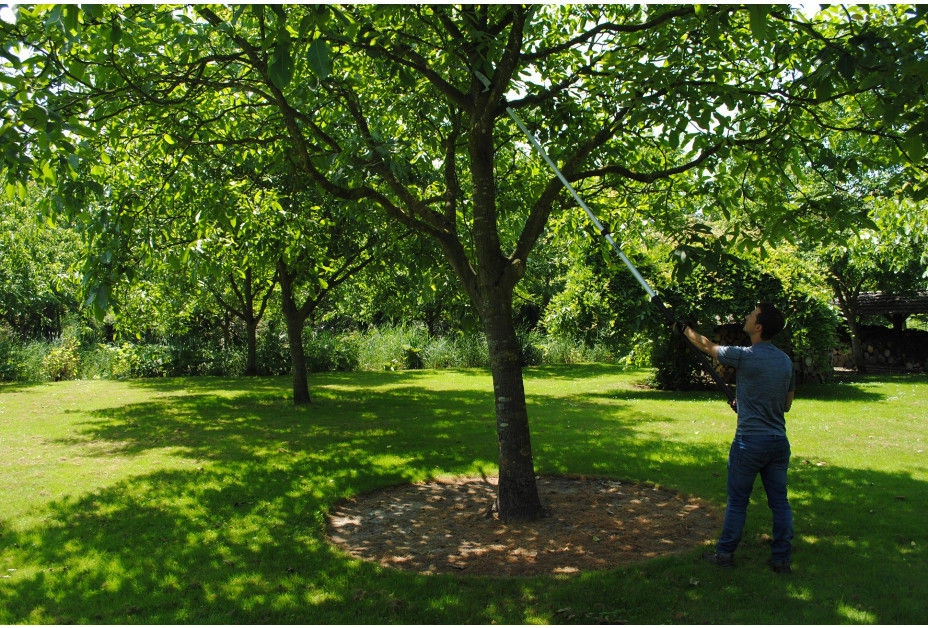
[284,309,311,404]
[482,285,544,521]
[245,316,259,376]
[243,267,260,376]
[843,305,867,375]
[462,103,544,522]
[832,282,867,375]
[278,261,312,405]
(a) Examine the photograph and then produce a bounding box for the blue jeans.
[717,434,793,562]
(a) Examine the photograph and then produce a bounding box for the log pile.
[704,320,927,378]
[855,325,928,373]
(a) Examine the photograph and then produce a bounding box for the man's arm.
[785,390,794,413]
[680,324,720,360]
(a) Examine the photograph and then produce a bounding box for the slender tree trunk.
[278,261,312,405]
[464,103,544,521]
[245,316,259,376]
[835,288,867,375]
[242,267,260,376]
[483,291,544,520]
[283,308,311,404]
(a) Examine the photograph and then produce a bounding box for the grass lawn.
[0,365,925,624]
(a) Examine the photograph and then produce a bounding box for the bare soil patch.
[327,475,721,576]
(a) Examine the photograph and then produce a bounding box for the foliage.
[40,335,80,381]
[0,184,82,339]
[651,237,840,389]
[302,329,361,373]
[419,332,489,369]
[3,4,928,515]
[0,322,18,381]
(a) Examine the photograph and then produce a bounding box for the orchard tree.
[815,194,928,371]
[4,4,928,520]
[0,182,81,339]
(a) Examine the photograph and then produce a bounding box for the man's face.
[744,307,762,336]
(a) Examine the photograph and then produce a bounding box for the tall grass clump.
[1,320,643,382]
[14,339,51,382]
[351,324,430,371]
[419,331,488,368]
[303,329,361,372]
[0,324,20,381]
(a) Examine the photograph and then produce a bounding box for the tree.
[4,4,928,520]
[298,4,928,518]
[813,194,928,372]
[0,183,81,339]
[271,169,389,404]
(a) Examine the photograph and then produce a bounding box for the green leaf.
[268,31,293,89]
[307,39,331,80]
[748,6,768,41]
[21,104,48,131]
[0,47,22,70]
[837,52,855,81]
[109,20,122,45]
[82,5,104,21]
[902,135,927,163]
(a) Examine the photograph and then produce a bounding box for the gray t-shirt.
[717,342,795,437]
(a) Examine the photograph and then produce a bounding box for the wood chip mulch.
[327,475,721,576]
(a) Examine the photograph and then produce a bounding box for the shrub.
[255,323,290,376]
[518,330,544,367]
[42,336,81,381]
[403,345,424,369]
[782,293,839,382]
[304,329,360,372]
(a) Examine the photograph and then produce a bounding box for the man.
[679,302,795,574]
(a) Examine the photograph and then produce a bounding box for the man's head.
[751,302,786,340]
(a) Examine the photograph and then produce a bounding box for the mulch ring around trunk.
[326,474,721,577]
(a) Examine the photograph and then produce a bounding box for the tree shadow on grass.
[1,372,925,623]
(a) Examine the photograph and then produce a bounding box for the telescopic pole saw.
[474,71,736,410]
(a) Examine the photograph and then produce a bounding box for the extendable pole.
[475,71,736,409]
[475,72,656,300]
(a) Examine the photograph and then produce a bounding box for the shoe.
[766,557,791,574]
[703,551,734,568]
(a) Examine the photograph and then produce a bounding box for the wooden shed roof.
[858,291,928,316]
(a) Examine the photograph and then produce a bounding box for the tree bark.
[483,291,544,520]
[278,261,312,405]
[833,284,867,374]
[242,268,260,376]
[468,103,544,521]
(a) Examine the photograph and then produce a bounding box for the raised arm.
[679,324,720,360]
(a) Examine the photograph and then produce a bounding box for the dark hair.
[756,302,785,340]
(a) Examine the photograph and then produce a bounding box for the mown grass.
[0,367,925,624]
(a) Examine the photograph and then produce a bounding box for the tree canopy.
[2,4,927,519]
